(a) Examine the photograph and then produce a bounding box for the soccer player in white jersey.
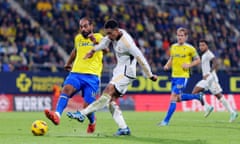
[67,19,158,135]
[192,39,238,122]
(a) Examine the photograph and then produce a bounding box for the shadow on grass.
[108,135,206,144]
[51,133,207,144]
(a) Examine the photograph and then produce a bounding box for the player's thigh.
[196,80,208,89]
[64,73,83,88]
[82,86,98,104]
[82,78,100,104]
[63,73,83,95]
[171,78,188,95]
[209,81,222,95]
[110,74,134,95]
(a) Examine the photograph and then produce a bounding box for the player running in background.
[67,19,158,136]
[159,27,204,126]
[44,17,105,133]
[192,39,238,122]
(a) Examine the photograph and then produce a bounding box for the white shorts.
[196,78,222,95]
[110,74,134,96]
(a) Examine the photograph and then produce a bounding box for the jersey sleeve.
[94,33,103,44]
[208,51,215,60]
[74,35,79,49]
[125,39,153,78]
[94,36,111,51]
[191,46,199,59]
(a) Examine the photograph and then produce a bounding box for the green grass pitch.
[0,111,239,144]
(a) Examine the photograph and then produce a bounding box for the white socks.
[204,95,234,113]
[203,95,211,110]
[219,96,234,113]
[109,101,127,129]
[81,93,111,115]
[80,93,128,129]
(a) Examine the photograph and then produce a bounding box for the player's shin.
[219,96,234,113]
[109,101,127,129]
[87,113,95,124]
[181,93,201,101]
[81,93,111,115]
[56,93,70,116]
[202,95,210,110]
[163,101,176,123]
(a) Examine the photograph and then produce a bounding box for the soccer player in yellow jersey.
[159,27,203,126]
[44,17,104,133]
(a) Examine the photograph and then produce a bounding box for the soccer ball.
[31,120,48,136]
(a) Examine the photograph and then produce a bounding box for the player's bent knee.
[103,85,115,97]
[62,85,75,96]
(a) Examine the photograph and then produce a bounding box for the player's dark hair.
[104,19,119,29]
[199,39,208,45]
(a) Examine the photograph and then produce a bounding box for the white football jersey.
[196,49,222,94]
[95,29,153,79]
[201,50,218,82]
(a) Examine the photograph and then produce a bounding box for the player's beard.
[82,31,91,38]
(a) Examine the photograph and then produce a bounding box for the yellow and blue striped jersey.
[170,43,199,78]
[71,33,103,77]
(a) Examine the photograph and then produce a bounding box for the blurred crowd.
[1,0,240,73]
[0,0,64,72]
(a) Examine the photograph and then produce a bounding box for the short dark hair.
[199,39,208,45]
[104,19,119,29]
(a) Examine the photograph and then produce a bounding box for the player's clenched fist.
[150,74,158,81]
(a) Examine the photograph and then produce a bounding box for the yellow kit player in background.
[159,27,204,126]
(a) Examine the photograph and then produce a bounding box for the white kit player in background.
[67,19,158,135]
[192,39,238,122]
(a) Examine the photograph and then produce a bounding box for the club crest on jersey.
[78,42,94,47]
[173,54,186,58]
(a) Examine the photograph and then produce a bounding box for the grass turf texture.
[0,111,239,144]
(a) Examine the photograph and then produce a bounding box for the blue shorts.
[64,72,100,104]
[171,78,188,95]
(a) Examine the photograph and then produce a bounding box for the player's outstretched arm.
[182,56,200,70]
[129,45,157,81]
[84,36,111,59]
